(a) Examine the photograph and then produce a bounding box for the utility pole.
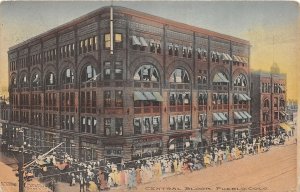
[17,130,24,192]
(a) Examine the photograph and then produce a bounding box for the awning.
[144,92,156,100]
[280,123,292,132]
[243,94,251,101]
[239,94,247,101]
[134,91,147,101]
[213,72,229,83]
[218,73,229,82]
[222,53,229,60]
[213,113,222,121]
[279,85,285,91]
[132,36,142,46]
[226,54,233,61]
[243,111,252,118]
[234,112,243,120]
[139,37,148,47]
[238,111,248,119]
[232,55,239,62]
[218,113,228,121]
[196,48,201,53]
[236,56,243,62]
[280,111,286,116]
[152,92,164,102]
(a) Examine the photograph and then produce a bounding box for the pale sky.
[0,1,299,100]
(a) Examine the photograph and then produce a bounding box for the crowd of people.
[23,132,289,192]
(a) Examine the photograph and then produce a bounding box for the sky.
[0,1,299,100]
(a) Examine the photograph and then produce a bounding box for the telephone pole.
[17,130,24,192]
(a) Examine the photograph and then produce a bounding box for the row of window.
[133,116,160,134]
[11,65,247,90]
[170,115,191,130]
[80,116,97,134]
[104,118,123,136]
[61,115,75,130]
[60,44,75,59]
[79,36,98,55]
[44,49,57,63]
[104,90,123,108]
[45,113,57,128]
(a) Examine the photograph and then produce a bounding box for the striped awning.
[243,94,251,101]
[226,54,233,61]
[139,37,148,47]
[213,113,222,121]
[213,72,229,83]
[132,36,142,46]
[239,111,248,119]
[239,94,247,101]
[280,123,292,132]
[153,92,164,102]
[234,112,243,120]
[144,92,156,100]
[134,91,147,101]
[243,111,252,118]
[218,113,228,121]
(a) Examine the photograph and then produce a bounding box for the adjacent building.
[7,6,251,162]
[251,64,289,136]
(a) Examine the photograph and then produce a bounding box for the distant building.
[251,64,290,136]
[7,6,251,162]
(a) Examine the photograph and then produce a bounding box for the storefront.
[132,137,162,160]
[234,128,249,140]
[104,146,123,163]
[168,134,191,153]
[211,129,230,146]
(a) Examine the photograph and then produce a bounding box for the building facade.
[7,6,251,162]
[251,65,288,136]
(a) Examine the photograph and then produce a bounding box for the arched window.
[32,73,40,87]
[234,74,247,87]
[45,72,55,85]
[263,99,270,108]
[11,77,17,87]
[169,68,190,83]
[62,68,74,84]
[20,74,28,87]
[81,65,96,82]
[134,65,159,82]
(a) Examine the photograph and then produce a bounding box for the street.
[0,139,296,192]
[115,140,297,192]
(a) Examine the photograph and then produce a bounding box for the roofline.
[9,5,249,52]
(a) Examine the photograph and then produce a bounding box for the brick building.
[7,6,251,162]
[251,64,288,136]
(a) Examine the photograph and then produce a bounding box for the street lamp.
[200,114,207,154]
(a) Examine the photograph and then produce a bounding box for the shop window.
[134,118,142,134]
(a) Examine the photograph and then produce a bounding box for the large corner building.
[7,6,252,162]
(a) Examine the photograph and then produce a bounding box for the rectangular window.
[104,91,111,107]
[104,118,112,136]
[92,117,97,134]
[115,68,123,80]
[94,36,98,50]
[104,69,111,80]
[115,90,123,107]
[115,33,123,49]
[89,38,93,52]
[81,117,86,132]
[80,41,84,54]
[115,118,123,136]
[134,118,142,134]
[104,34,111,48]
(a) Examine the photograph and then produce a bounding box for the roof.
[9,6,250,52]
